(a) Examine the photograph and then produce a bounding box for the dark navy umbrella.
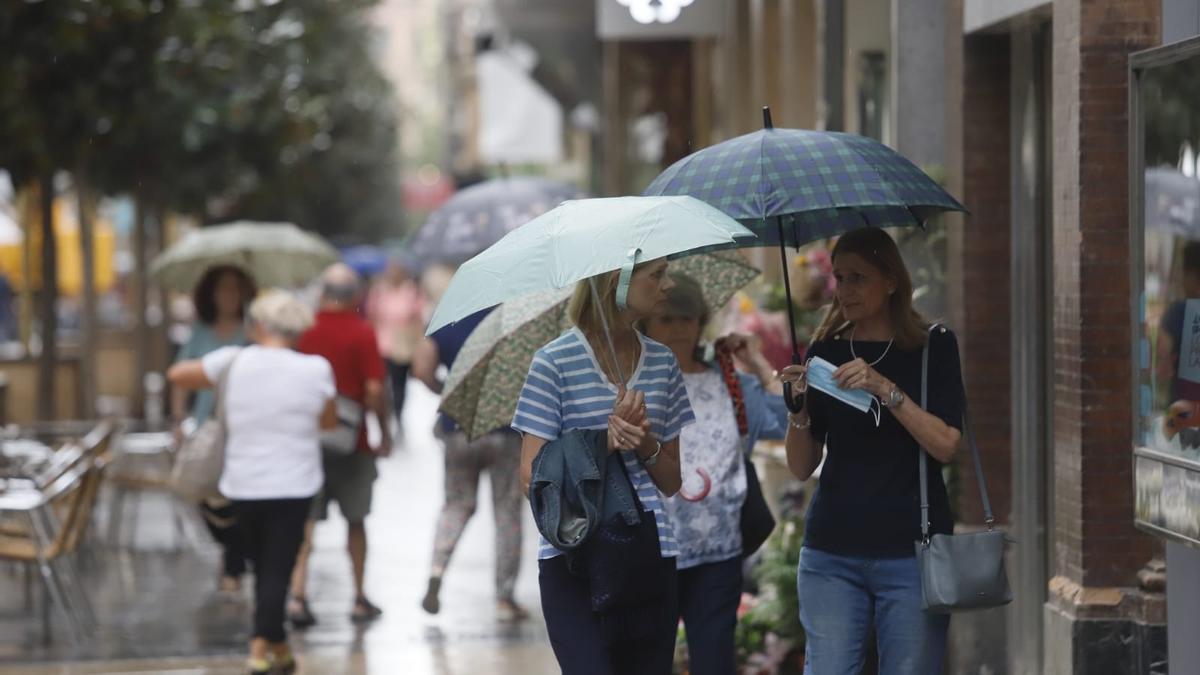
[409,176,584,266]
[644,107,966,409]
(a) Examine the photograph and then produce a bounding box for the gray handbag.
[914,326,1013,613]
[171,349,241,502]
[320,395,365,456]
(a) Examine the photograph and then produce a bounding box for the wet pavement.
[0,385,558,674]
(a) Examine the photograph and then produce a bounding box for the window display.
[1133,37,1200,545]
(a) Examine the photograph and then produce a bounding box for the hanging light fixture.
[616,0,695,25]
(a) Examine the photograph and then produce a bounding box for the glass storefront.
[1133,37,1200,545]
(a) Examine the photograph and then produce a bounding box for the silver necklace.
[849,326,894,366]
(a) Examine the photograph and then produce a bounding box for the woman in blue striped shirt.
[513,257,695,675]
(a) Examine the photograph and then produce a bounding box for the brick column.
[946,29,1014,675]
[958,33,1013,528]
[1046,1,1164,673]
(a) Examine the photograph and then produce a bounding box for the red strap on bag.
[715,346,749,437]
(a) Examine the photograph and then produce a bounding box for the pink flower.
[736,592,757,619]
[736,309,800,372]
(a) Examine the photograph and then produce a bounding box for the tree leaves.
[0,0,401,240]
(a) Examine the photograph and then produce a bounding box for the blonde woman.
[513,258,694,675]
[169,290,337,675]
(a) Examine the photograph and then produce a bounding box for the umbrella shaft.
[588,277,627,386]
[774,216,801,357]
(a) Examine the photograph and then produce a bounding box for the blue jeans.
[798,547,948,675]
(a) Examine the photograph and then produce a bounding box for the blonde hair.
[812,227,928,350]
[248,290,314,341]
[568,270,623,335]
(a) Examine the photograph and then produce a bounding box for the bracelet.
[642,441,663,467]
[788,413,811,430]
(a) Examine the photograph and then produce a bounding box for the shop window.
[1132,37,1200,545]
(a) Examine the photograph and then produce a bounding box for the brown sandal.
[351,596,383,623]
[287,597,316,628]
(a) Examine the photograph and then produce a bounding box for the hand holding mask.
[806,356,882,426]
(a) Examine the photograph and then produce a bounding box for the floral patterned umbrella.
[439,251,760,440]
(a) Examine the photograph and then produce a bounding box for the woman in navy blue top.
[778,228,965,675]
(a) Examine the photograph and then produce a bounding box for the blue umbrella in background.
[340,245,391,278]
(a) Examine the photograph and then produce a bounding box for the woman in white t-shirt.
[169,290,336,675]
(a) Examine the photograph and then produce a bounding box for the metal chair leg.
[26,511,83,646]
[23,561,33,611]
[33,507,89,636]
[34,506,97,631]
[51,554,96,632]
[126,492,139,549]
[41,580,51,648]
[107,487,125,549]
[172,499,187,551]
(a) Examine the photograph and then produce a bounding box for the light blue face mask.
[806,356,882,426]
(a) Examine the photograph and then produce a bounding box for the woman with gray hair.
[169,289,337,675]
[642,274,789,675]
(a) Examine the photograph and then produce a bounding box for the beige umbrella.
[150,221,339,291]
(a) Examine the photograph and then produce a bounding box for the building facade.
[413,2,1200,670]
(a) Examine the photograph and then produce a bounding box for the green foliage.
[0,0,401,240]
[0,0,148,184]
[761,283,826,347]
[735,516,806,670]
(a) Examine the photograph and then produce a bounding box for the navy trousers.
[678,557,743,675]
[539,555,679,675]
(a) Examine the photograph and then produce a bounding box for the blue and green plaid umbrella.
[643,121,964,247]
[643,111,966,410]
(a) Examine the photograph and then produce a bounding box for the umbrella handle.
[783,352,805,414]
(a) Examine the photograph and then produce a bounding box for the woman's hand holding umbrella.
[777,363,809,412]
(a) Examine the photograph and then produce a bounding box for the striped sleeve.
[512,348,563,440]
[660,355,694,442]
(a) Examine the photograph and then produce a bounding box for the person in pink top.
[366,259,427,432]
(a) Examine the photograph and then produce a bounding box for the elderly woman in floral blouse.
[643,274,789,675]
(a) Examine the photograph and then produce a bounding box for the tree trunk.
[76,171,98,418]
[15,186,36,347]
[36,173,57,421]
[132,195,149,419]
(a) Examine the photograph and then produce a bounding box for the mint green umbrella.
[425,195,756,335]
[440,251,760,439]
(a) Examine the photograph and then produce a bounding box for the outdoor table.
[0,438,54,481]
